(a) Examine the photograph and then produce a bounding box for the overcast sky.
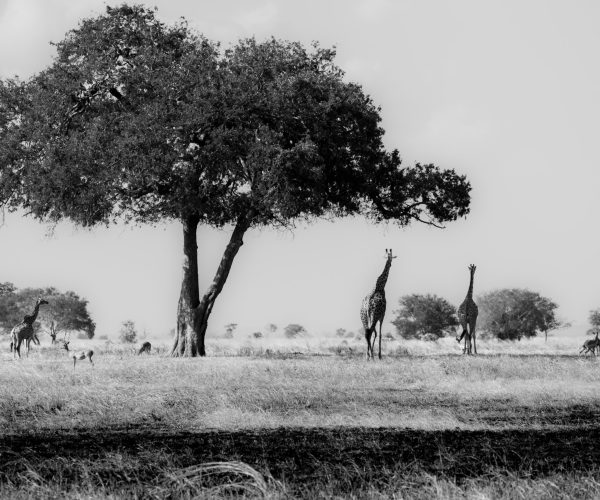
[0,0,599,339]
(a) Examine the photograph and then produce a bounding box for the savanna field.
[2,332,600,499]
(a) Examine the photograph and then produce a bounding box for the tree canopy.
[392,294,458,340]
[478,289,560,341]
[0,285,95,340]
[0,5,472,356]
[589,309,600,330]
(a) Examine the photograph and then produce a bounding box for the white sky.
[0,0,599,338]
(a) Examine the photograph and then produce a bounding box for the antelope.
[61,337,94,369]
[138,341,151,355]
[580,330,600,356]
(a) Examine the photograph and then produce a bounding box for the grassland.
[1,333,599,498]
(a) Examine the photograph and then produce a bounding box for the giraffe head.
[468,264,476,274]
[37,297,49,306]
[385,249,397,261]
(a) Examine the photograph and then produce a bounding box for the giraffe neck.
[374,258,392,293]
[24,302,41,325]
[466,271,475,300]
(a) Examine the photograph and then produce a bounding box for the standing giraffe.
[456,265,478,355]
[360,249,396,360]
[11,297,48,358]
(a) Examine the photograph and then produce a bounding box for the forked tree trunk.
[171,214,250,357]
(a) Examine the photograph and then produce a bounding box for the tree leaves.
[392,294,458,340]
[478,289,559,340]
[0,5,470,231]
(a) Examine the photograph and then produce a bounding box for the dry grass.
[0,336,599,433]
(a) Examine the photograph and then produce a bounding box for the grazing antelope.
[138,341,151,355]
[62,339,94,369]
[580,330,600,356]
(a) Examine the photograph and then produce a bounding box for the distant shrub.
[284,324,306,339]
[118,320,137,344]
[252,331,263,339]
[336,328,347,337]
[224,323,237,339]
[265,323,278,334]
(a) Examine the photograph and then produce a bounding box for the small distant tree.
[119,320,137,344]
[336,328,347,337]
[265,324,278,334]
[392,294,458,340]
[284,324,306,339]
[224,323,237,339]
[478,289,560,341]
[589,309,600,330]
[252,331,263,339]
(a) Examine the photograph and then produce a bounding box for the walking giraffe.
[456,265,478,354]
[11,297,48,358]
[360,249,396,360]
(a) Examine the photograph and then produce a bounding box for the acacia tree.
[478,289,560,341]
[41,289,96,342]
[392,294,458,340]
[0,6,471,357]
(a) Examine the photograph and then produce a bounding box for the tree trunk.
[171,214,250,357]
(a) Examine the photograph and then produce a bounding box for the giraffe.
[456,265,478,355]
[360,249,396,360]
[11,297,48,358]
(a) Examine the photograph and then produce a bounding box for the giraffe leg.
[464,327,471,355]
[369,321,378,360]
[365,328,372,360]
[15,339,22,359]
[470,322,477,355]
[458,327,468,354]
[378,320,382,360]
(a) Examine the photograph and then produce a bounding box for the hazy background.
[0,0,598,339]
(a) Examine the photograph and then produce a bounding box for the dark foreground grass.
[2,427,600,498]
